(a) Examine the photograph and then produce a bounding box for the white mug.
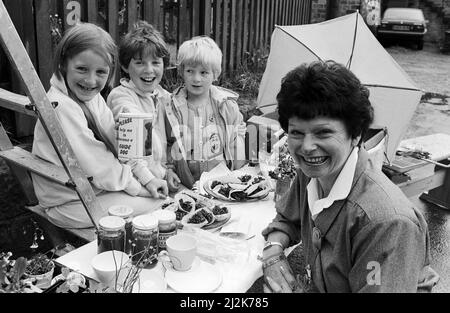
[165,234,197,271]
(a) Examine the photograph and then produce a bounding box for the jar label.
[158,230,177,249]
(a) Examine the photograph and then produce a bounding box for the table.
[55,192,278,293]
[395,134,450,210]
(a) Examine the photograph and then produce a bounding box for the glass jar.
[108,205,134,255]
[97,216,126,254]
[131,215,159,268]
[153,210,177,251]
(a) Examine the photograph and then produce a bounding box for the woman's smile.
[302,155,329,166]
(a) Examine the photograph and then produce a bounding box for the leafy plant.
[25,253,54,276]
[0,252,39,293]
[220,48,269,100]
[268,137,297,181]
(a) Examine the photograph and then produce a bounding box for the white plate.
[165,257,222,293]
[132,269,167,293]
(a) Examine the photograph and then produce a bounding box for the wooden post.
[235,0,242,68]
[214,0,222,42]
[86,0,98,24]
[229,0,236,71]
[248,0,256,54]
[242,0,249,55]
[143,0,160,28]
[107,0,120,86]
[34,0,53,91]
[222,0,229,73]
[203,0,212,36]
[192,0,200,36]
[0,0,101,230]
[127,0,138,30]
[179,0,189,45]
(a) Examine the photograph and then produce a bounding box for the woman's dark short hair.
[119,20,170,74]
[277,60,374,140]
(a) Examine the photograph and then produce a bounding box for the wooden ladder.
[0,0,100,242]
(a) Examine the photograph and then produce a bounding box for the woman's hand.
[144,178,168,199]
[166,169,181,193]
[262,254,303,293]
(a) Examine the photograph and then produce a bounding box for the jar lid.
[108,205,134,219]
[99,216,126,231]
[132,215,158,230]
[153,210,176,224]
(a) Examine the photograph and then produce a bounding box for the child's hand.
[137,186,152,197]
[166,169,181,193]
[145,178,168,199]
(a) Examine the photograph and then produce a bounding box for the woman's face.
[287,116,359,184]
[123,53,164,94]
[65,49,110,102]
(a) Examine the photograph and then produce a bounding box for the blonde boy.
[161,36,247,188]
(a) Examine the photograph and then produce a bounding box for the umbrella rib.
[257,103,277,109]
[276,26,323,61]
[346,12,359,69]
[364,84,421,92]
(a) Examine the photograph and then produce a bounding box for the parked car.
[377,8,428,50]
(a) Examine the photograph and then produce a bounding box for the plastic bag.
[178,227,250,265]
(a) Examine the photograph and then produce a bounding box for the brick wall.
[311,0,363,23]
[339,0,363,14]
[311,0,328,23]
[444,0,450,25]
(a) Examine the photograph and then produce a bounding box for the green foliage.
[25,253,54,276]
[0,252,38,293]
[268,138,297,181]
[220,49,268,100]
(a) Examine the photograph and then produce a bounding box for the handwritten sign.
[117,113,153,161]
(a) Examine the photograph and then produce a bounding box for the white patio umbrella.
[257,11,422,161]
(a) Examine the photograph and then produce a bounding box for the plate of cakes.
[159,190,231,230]
[203,173,270,202]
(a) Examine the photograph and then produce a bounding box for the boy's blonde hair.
[177,36,222,80]
[53,23,118,90]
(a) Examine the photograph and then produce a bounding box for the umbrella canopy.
[257,12,422,161]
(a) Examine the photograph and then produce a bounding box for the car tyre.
[417,39,424,50]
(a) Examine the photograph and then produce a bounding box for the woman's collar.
[307,147,360,218]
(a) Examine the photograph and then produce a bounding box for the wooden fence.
[1,0,311,93]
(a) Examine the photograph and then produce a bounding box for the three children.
[34,21,247,230]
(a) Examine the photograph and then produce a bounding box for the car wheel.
[417,39,424,50]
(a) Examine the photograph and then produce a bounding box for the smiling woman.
[260,60,439,293]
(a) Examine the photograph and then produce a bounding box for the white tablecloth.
[55,193,278,293]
